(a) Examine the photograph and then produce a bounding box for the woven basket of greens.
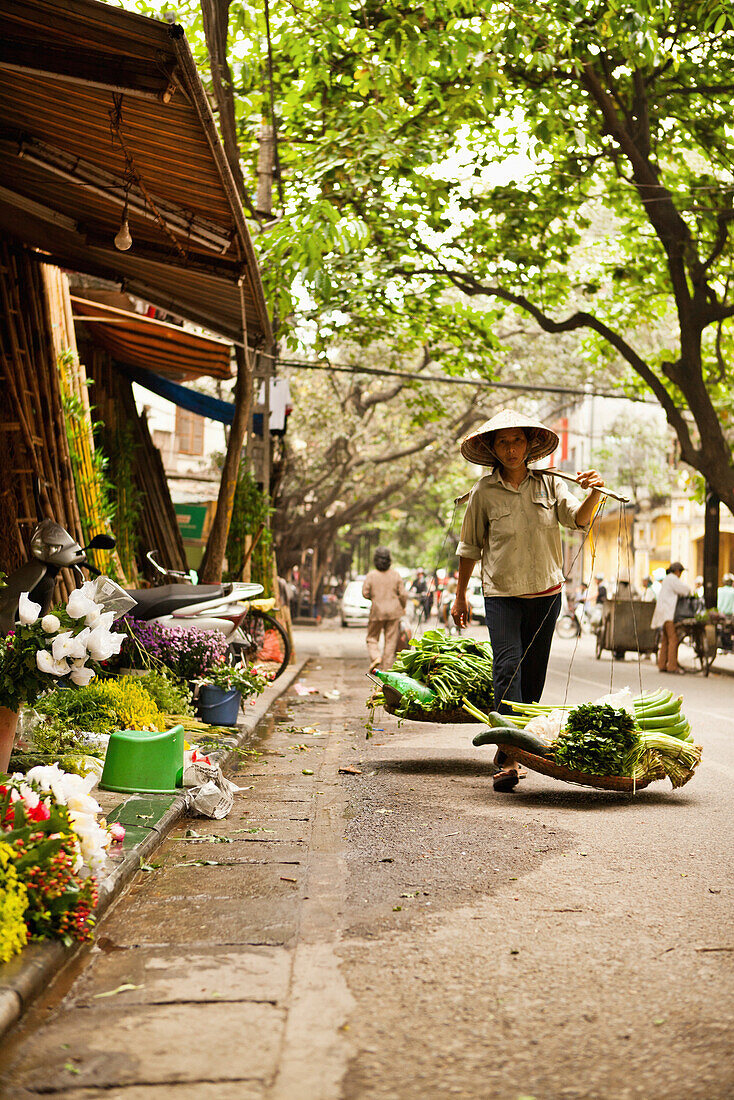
[369,629,493,722]
[465,690,701,791]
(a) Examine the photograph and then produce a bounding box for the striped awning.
[71,294,233,381]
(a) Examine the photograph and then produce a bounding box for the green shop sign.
[174,503,208,541]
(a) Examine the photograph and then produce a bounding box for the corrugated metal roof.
[71,294,233,381]
[0,0,272,347]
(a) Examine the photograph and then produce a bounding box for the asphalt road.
[1,622,732,1099]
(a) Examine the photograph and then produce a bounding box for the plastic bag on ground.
[183,750,242,819]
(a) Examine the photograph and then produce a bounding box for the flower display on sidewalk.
[114,616,228,680]
[0,764,119,960]
[0,583,125,713]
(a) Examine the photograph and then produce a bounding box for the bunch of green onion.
[506,689,701,787]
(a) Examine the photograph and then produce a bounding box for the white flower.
[65,588,98,620]
[18,782,40,810]
[41,613,61,634]
[68,810,111,872]
[36,649,71,676]
[25,762,68,805]
[85,625,124,662]
[70,665,95,686]
[18,592,41,625]
[52,630,89,663]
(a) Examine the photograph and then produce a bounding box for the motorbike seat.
[125,584,226,621]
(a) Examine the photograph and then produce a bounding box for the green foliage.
[225,461,274,593]
[203,662,268,698]
[554,703,639,776]
[592,413,677,503]
[36,678,163,734]
[131,0,734,514]
[132,670,194,716]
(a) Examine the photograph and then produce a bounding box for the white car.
[340,579,371,627]
[467,577,486,624]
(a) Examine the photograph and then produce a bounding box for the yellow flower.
[0,841,29,964]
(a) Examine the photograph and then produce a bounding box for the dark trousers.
[484,593,562,712]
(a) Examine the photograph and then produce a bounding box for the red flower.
[27,800,51,822]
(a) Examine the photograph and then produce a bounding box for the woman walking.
[362,547,407,673]
[451,409,605,792]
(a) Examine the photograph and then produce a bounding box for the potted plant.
[195,662,268,726]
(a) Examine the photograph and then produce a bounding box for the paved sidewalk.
[1,630,732,1100]
[0,659,305,1044]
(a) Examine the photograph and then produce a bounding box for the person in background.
[441,571,460,632]
[410,568,428,620]
[693,575,704,599]
[595,574,608,605]
[574,580,589,612]
[362,547,407,673]
[717,573,734,615]
[424,571,439,620]
[641,576,656,602]
[651,562,691,675]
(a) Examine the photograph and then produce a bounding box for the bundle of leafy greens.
[508,690,702,787]
[377,629,493,719]
[552,704,638,776]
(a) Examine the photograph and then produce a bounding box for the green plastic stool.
[100,725,184,794]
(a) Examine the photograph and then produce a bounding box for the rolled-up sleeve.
[456,488,484,560]
[554,478,588,531]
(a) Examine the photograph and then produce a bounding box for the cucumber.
[472,713,551,756]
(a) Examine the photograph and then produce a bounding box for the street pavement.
[0,623,732,1100]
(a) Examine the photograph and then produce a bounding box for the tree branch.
[409,263,695,452]
[200,0,259,221]
[579,62,696,314]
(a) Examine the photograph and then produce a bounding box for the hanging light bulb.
[114,204,132,251]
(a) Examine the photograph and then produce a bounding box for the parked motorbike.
[126,551,291,679]
[0,517,117,635]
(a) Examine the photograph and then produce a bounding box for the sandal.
[493,766,521,793]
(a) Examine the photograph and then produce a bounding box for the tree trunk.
[199,345,254,582]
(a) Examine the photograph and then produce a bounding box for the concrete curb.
[0,658,306,1042]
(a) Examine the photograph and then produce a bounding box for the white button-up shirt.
[456,469,587,597]
[651,573,690,629]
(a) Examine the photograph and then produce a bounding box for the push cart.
[594,599,658,661]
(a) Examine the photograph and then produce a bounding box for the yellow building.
[575,494,734,594]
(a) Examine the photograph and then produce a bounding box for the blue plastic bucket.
[196,684,241,725]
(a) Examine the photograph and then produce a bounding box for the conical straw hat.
[460,408,559,466]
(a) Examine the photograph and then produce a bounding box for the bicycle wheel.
[555,614,580,639]
[230,610,291,680]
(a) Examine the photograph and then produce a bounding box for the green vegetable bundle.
[504,689,701,787]
[383,629,494,719]
[553,704,638,776]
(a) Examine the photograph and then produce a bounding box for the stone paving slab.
[66,945,292,1007]
[141,861,303,901]
[4,1002,283,1091]
[15,1085,265,1100]
[98,892,299,948]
